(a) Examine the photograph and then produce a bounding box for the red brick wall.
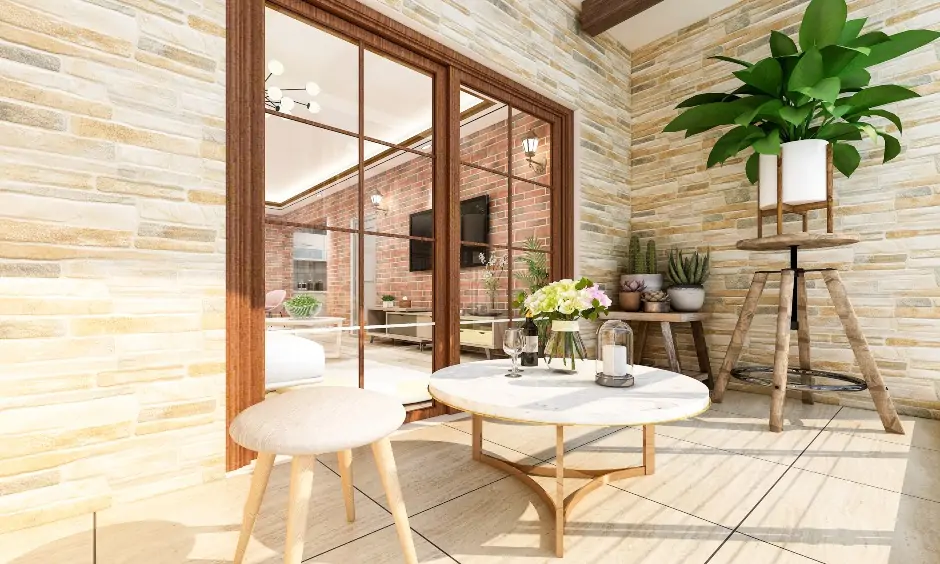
[264,112,552,318]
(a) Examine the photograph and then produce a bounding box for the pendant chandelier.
[265,59,321,115]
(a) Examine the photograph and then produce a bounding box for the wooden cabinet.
[366,309,508,358]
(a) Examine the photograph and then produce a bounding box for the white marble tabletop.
[428,359,710,426]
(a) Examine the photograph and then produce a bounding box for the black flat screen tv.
[409,195,489,272]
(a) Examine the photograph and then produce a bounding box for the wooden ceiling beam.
[580,0,666,37]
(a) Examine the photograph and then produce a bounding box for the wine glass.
[503,328,524,378]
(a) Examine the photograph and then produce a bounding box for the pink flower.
[586,285,611,308]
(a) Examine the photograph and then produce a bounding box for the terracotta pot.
[668,285,705,312]
[618,292,641,312]
[643,301,670,313]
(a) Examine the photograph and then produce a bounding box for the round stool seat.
[229,386,406,455]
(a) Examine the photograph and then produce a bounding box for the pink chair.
[265,290,286,316]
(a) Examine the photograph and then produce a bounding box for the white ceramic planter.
[758,140,829,209]
[667,285,705,312]
[622,274,664,292]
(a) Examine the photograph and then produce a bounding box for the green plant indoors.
[662,0,939,180]
[627,235,658,275]
[668,249,710,286]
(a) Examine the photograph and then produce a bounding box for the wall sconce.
[370,191,387,213]
[521,130,547,175]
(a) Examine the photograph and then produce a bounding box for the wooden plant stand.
[758,144,834,238]
[712,233,904,434]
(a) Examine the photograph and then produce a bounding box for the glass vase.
[543,320,587,373]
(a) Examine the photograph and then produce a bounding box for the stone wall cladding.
[631,0,940,418]
[0,0,226,531]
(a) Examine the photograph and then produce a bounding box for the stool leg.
[660,322,681,374]
[796,271,814,405]
[337,449,355,522]
[234,452,275,564]
[372,437,418,564]
[714,272,769,402]
[691,321,714,389]
[822,270,904,434]
[635,321,648,365]
[285,455,315,564]
[770,270,796,432]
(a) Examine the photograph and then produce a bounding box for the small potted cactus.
[666,249,710,312]
[619,279,645,312]
[642,290,671,313]
[621,235,663,292]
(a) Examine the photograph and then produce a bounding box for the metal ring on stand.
[730,366,867,392]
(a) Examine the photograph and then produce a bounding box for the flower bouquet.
[523,278,611,372]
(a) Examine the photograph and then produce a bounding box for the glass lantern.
[595,320,635,388]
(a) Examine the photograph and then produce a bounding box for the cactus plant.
[628,235,642,275]
[642,290,670,303]
[621,279,646,293]
[667,249,710,286]
[645,240,657,275]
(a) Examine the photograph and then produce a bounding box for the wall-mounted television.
[409,195,490,272]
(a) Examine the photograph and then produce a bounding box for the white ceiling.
[570,0,740,50]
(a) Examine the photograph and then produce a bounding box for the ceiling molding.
[580,0,666,37]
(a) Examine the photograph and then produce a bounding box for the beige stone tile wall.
[631,0,940,417]
[0,0,226,532]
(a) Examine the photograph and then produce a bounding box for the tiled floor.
[3,391,940,563]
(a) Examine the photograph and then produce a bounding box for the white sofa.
[265,331,326,391]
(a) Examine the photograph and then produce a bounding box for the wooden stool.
[712,233,904,434]
[229,387,418,564]
[603,311,715,388]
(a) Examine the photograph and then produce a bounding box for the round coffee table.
[428,360,710,557]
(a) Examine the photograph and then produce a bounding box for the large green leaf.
[707,126,763,168]
[839,67,872,90]
[847,85,920,110]
[664,98,767,133]
[817,122,863,141]
[855,122,879,143]
[788,48,824,92]
[752,129,781,155]
[734,58,783,96]
[838,18,867,44]
[858,30,940,67]
[745,152,760,184]
[849,31,891,49]
[770,31,799,57]
[832,142,861,176]
[780,104,814,126]
[799,0,848,51]
[851,109,903,133]
[822,45,867,76]
[799,77,841,103]
[735,99,784,126]
[710,55,754,68]
[878,131,902,163]
[677,93,738,108]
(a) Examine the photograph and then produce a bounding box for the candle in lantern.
[602,344,629,377]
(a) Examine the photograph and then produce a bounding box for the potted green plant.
[641,290,670,314]
[667,249,710,312]
[284,294,322,318]
[663,0,939,207]
[618,279,645,312]
[621,236,662,292]
[381,294,395,309]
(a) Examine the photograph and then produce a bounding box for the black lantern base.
[595,373,635,388]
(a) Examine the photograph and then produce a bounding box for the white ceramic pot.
[667,285,705,312]
[758,153,779,210]
[622,273,663,292]
[758,140,829,209]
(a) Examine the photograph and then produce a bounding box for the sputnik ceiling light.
[265,59,322,115]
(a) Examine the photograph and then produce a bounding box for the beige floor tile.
[711,390,840,425]
[319,424,540,515]
[792,429,940,502]
[655,408,825,465]
[410,474,729,563]
[825,406,940,451]
[307,525,453,563]
[0,514,93,564]
[709,533,817,564]
[445,416,626,462]
[96,461,393,563]
[562,428,788,528]
[738,467,940,564]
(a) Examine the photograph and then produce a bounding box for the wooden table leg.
[372,438,419,564]
[643,425,655,475]
[690,321,714,389]
[635,321,648,365]
[714,272,769,402]
[660,322,681,374]
[471,414,483,461]
[770,270,796,433]
[285,455,315,564]
[337,450,355,522]
[822,270,904,434]
[555,425,565,558]
[796,271,814,405]
[234,452,275,564]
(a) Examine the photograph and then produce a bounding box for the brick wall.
[631,0,940,417]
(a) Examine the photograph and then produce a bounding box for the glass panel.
[364,235,433,404]
[266,327,360,389]
[460,165,507,256]
[511,108,551,183]
[265,7,358,133]
[459,246,510,363]
[265,115,359,224]
[511,179,551,248]
[364,49,433,148]
[363,142,433,238]
[511,250,551,318]
[460,87,509,173]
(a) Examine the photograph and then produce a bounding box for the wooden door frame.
[226,0,576,471]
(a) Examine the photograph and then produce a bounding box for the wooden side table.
[603,311,714,388]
